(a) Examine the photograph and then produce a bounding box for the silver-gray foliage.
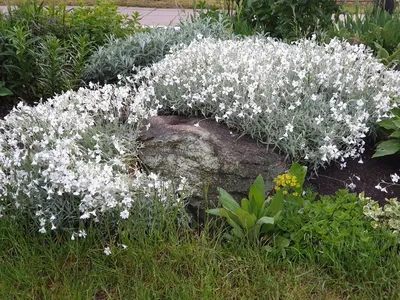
[83,18,231,84]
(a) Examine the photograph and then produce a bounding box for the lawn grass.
[1,216,399,299]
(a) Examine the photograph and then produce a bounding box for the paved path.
[0,6,193,26]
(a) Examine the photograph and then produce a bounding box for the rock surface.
[138,115,289,215]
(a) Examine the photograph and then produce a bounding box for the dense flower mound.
[135,37,400,170]
[0,84,185,233]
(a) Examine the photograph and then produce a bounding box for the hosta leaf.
[373,140,400,157]
[379,119,400,130]
[390,130,400,139]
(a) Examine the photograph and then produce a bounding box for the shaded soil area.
[1,102,399,204]
[307,141,400,205]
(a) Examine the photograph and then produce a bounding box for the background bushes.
[0,0,142,102]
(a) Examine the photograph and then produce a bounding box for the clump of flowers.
[362,193,400,234]
[0,83,188,233]
[132,36,400,171]
[273,173,301,197]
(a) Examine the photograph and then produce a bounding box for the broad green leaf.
[274,236,290,248]
[234,207,257,230]
[218,187,240,212]
[0,87,13,97]
[392,108,400,117]
[289,162,307,187]
[241,198,250,213]
[379,119,400,130]
[256,216,275,226]
[390,130,400,139]
[266,190,284,217]
[206,208,225,216]
[373,140,400,157]
[225,215,245,238]
[374,42,390,59]
[248,175,265,218]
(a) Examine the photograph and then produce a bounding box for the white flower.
[104,247,112,256]
[391,173,400,183]
[285,123,294,133]
[120,210,130,219]
[78,230,87,238]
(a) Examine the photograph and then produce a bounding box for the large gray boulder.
[138,115,289,214]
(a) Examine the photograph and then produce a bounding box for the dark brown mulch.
[1,103,399,204]
[307,141,400,205]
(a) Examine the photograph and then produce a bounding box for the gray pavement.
[0,6,193,26]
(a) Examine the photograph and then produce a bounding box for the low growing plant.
[279,189,399,280]
[83,18,231,84]
[133,37,400,171]
[363,193,400,233]
[207,163,307,244]
[0,83,188,234]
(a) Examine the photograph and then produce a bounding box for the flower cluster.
[0,83,186,233]
[133,37,400,171]
[274,173,301,196]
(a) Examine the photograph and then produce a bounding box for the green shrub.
[279,189,399,279]
[65,0,142,46]
[332,9,400,69]
[83,18,231,84]
[0,0,141,101]
[239,0,340,40]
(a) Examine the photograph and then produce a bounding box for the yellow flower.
[293,192,298,197]
[283,190,288,195]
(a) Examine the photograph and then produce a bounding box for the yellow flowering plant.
[207,163,307,244]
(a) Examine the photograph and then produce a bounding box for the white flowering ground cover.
[1,36,400,234]
[133,37,400,171]
[0,83,187,234]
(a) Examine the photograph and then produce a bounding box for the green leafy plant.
[0,0,142,102]
[0,81,13,96]
[363,193,400,233]
[373,107,400,157]
[374,42,400,69]
[279,189,398,280]
[332,8,400,69]
[240,0,340,40]
[207,163,307,244]
[65,0,142,46]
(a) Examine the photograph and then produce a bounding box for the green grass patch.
[1,215,399,299]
